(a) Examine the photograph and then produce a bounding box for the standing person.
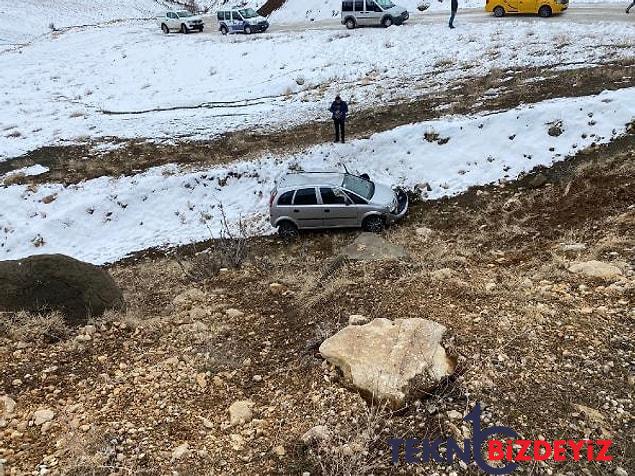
[440,0,459,28]
[329,95,348,143]
[627,0,635,13]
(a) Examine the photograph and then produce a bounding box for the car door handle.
[293,209,299,213]
[324,209,330,213]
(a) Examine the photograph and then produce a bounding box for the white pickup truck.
[158,10,205,34]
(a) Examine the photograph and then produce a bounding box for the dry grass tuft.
[0,311,69,342]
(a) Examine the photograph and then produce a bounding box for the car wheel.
[161,23,169,34]
[382,16,393,27]
[244,25,252,34]
[493,6,505,17]
[538,5,552,16]
[362,215,385,233]
[345,18,356,29]
[198,26,204,32]
[220,25,229,35]
[278,221,299,240]
[181,23,189,34]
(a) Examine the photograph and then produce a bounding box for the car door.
[231,11,244,32]
[365,0,383,25]
[167,12,177,29]
[320,187,359,227]
[502,0,519,11]
[292,188,323,228]
[518,0,537,12]
[354,0,370,25]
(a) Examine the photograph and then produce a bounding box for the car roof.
[277,172,345,189]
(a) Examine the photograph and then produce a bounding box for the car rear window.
[293,188,317,205]
[277,191,294,205]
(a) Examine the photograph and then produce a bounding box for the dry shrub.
[0,311,69,342]
[305,403,388,476]
[176,205,249,282]
[57,424,124,476]
[3,172,26,186]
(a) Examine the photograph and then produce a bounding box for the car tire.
[161,23,169,34]
[220,25,229,35]
[181,23,189,34]
[493,6,505,17]
[198,26,204,32]
[538,5,552,16]
[382,16,393,27]
[345,18,356,29]
[362,215,385,233]
[244,25,252,34]
[278,221,299,240]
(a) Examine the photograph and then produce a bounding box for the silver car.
[269,172,408,238]
[341,0,409,29]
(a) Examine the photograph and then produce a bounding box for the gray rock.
[340,233,408,261]
[568,261,622,280]
[33,409,55,425]
[348,314,370,326]
[301,425,332,445]
[229,400,254,426]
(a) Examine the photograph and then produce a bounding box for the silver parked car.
[341,0,409,29]
[269,171,408,238]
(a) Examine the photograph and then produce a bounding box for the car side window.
[277,191,294,206]
[320,188,348,205]
[217,12,223,20]
[232,11,242,21]
[346,191,367,205]
[293,188,318,205]
[342,0,354,11]
[224,11,231,20]
[354,0,364,11]
[168,12,176,19]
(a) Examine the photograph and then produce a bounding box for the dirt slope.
[1,129,633,474]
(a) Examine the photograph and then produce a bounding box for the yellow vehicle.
[485,0,568,17]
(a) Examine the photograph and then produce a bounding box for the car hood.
[246,15,268,23]
[182,15,203,21]
[369,182,398,208]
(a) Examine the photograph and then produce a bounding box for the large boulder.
[0,254,124,325]
[568,260,623,280]
[319,318,455,408]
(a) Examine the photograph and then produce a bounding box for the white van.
[341,0,409,29]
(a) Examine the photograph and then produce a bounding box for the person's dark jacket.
[329,100,349,121]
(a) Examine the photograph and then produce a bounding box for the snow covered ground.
[0,15,632,160]
[2,88,633,264]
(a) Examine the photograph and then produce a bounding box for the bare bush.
[175,204,249,282]
[0,311,69,342]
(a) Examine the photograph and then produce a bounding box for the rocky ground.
[0,130,633,475]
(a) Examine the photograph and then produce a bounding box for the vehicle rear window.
[293,188,317,205]
[277,191,294,206]
[320,188,348,205]
[342,174,374,200]
[217,12,224,20]
[342,0,354,11]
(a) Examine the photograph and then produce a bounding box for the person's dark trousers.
[334,119,345,143]
[627,0,635,12]
[449,0,458,27]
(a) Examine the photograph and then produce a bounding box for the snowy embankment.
[0,18,633,160]
[267,0,616,21]
[1,88,633,264]
[0,0,169,45]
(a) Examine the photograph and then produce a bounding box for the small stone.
[83,325,97,335]
[196,373,207,389]
[252,375,262,382]
[447,410,463,420]
[225,308,244,319]
[171,443,190,460]
[615,467,628,476]
[33,409,55,426]
[559,243,586,252]
[269,283,285,295]
[484,282,497,292]
[348,314,370,326]
[198,416,214,429]
[229,400,254,426]
[0,396,16,416]
[12,379,22,387]
[213,376,224,387]
[273,445,286,457]
[415,227,434,239]
[189,307,207,321]
[301,425,332,445]
[568,261,622,280]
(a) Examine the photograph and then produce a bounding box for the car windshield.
[239,8,259,18]
[376,0,395,8]
[176,11,193,18]
[342,174,374,200]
